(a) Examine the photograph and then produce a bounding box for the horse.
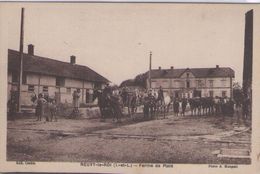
[93,89,122,122]
[155,94,172,119]
[196,97,215,116]
[180,98,188,116]
[93,89,110,121]
[124,92,138,118]
[189,98,202,116]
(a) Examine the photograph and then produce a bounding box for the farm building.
[7,44,109,109]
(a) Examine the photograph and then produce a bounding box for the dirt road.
[7,114,251,164]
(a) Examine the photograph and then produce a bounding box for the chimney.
[158,66,161,70]
[216,65,219,68]
[28,44,34,55]
[70,55,76,65]
[170,66,174,70]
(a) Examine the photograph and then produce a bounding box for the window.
[28,85,35,92]
[209,91,214,97]
[186,81,190,88]
[221,79,227,87]
[66,88,71,94]
[43,86,48,93]
[174,80,180,88]
[22,73,27,84]
[187,73,189,78]
[12,71,19,83]
[197,80,203,88]
[56,77,65,87]
[209,80,214,88]
[222,91,226,97]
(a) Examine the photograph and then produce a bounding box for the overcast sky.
[5,3,259,85]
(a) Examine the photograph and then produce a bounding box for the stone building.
[7,44,109,109]
[146,65,235,98]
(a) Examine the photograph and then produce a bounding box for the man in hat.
[158,86,164,105]
[103,83,112,98]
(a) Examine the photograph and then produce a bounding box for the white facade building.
[146,66,234,98]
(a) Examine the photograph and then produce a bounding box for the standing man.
[8,88,18,120]
[121,87,128,106]
[71,89,81,118]
[173,98,179,116]
[182,98,187,116]
[103,83,112,99]
[35,93,47,121]
[242,95,250,120]
[158,86,164,105]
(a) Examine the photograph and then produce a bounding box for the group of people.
[8,83,251,122]
[31,93,57,122]
[172,96,250,119]
[116,85,251,120]
[30,88,81,122]
[119,86,171,119]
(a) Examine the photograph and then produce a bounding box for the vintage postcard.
[0,2,260,173]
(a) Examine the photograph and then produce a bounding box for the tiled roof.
[146,67,235,79]
[8,49,109,83]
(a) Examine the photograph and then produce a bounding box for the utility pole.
[149,51,152,89]
[242,9,253,119]
[17,8,24,113]
[243,9,253,99]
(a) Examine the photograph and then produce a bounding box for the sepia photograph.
[0,2,260,173]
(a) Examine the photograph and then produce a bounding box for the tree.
[233,82,243,103]
[119,79,135,88]
[134,73,148,88]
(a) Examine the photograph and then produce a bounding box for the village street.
[7,110,251,164]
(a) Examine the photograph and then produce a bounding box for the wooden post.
[17,8,24,113]
[148,51,152,89]
[230,76,233,99]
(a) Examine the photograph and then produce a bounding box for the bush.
[56,103,73,117]
[79,102,98,108]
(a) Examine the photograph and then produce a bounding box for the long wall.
[7,72,99,106]
[147,76,234,98]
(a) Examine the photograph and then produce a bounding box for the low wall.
[79,107,101,119]
[79,106,144,119]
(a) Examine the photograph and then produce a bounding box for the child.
[48,99,57,122]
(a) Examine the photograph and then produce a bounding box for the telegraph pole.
[148,51,152,89]
[242,9,253,119]
[243,9,253,99]
[17,8,24,113]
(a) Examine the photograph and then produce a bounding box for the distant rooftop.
[145,66,235,79]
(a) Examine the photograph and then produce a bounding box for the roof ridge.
[8,49,109,83]
[151,67,232,71]
[9,49,78,67]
